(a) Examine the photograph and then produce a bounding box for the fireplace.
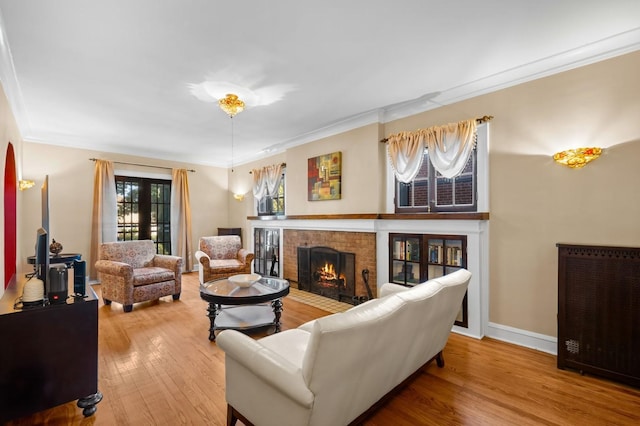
[297,246,355,304]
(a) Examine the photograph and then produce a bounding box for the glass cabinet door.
[390,234,421,286]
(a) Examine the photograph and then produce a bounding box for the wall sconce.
[553,147,602,168]
[19,179,35,190]
[233,193,244,201]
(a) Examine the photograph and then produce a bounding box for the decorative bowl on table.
[228,273,261,288]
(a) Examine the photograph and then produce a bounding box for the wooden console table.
[557,243,640,387]
[0,278,101,422]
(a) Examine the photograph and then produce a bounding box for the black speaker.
[48,264,68,304]
[73,260,86,297]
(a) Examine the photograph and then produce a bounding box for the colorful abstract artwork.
[308,151,342,201]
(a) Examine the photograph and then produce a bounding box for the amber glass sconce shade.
[553,147,602,168]
[19,179,35,190]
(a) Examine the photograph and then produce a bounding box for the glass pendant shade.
[219,94,245,117]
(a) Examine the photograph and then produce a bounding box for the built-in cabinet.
[254,228,280,277]
[390,233,467,327]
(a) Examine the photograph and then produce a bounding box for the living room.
[1,2,640,424]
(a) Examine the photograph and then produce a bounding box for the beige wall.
[382,51,640,336]
[245,51,640,337]
[4,51,640,339]
[285,124,383,215]
[18,143,229,276]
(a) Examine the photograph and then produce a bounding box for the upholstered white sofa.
[217,268,471,426]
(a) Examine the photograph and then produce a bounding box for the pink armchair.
[95,240,182,312]
[195,236,254,284]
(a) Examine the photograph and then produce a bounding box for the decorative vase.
[50,239,63,256]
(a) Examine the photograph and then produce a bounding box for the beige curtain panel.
[387,118,477,181]
[89,159,117,280]
[171,168,194,272]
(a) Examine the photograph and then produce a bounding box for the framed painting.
[308,151,341,201]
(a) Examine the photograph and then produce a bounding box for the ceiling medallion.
[218,94,245,117]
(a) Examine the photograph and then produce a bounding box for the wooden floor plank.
[5,272,640,425]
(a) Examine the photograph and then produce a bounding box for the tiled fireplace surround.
[249,215,489,339]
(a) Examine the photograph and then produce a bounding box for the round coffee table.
[200,276,290,341]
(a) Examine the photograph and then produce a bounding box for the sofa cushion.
[132,267,175,286]
[210,259,243,268]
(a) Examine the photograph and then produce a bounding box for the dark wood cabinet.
[218,227,242,242]
[557,243,640,387]
[0,280,100,422]
[390,233,467,327]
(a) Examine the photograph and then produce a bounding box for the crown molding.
[381,27,640,123]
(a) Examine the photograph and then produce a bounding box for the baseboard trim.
[486,322,557,355]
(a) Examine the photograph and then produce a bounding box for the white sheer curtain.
[252,163,283,197]
[386,131,426,183]
[171,168,193,272]
[386,118,477,181]
[89,159,117,280]
[423,119,477,178]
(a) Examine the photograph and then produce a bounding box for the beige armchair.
[195,236,254,284]
[95,240,182,313]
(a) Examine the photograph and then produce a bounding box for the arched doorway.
[4,143,17,289]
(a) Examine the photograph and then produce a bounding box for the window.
[391,123,489,214]
[257,170,285,216]
[395,149,477,213]
[116,176,172,254]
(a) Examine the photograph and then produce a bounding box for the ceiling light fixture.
[553,147,602,168]
[218,94,245,172]
[218,94,245,118]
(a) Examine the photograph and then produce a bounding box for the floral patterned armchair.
[195,236,254,284]
[95,240,182,312]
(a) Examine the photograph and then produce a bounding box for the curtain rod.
[249,163,287,174]
[89,158,195,172]
[379,115,493,143]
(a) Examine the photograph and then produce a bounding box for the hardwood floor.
[7,272,640,425]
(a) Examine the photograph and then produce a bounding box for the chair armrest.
[379,282,410,298]
[217,330,314,408]
[153,254,183,272]
[195,250,210,266]
[95,260,134,280]
[237,249,254,265]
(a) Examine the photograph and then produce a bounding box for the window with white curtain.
[396,149,476,212]
[257,170,285,216]
[390,123,489,213]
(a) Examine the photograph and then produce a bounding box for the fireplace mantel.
[248,215,489,339]
[248,212,490,221]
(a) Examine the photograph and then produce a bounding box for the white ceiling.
[1,1,639,168]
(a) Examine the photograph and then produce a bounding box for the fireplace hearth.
[297,246,355,304]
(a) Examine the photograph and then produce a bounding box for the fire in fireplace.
[297,246,355,304]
